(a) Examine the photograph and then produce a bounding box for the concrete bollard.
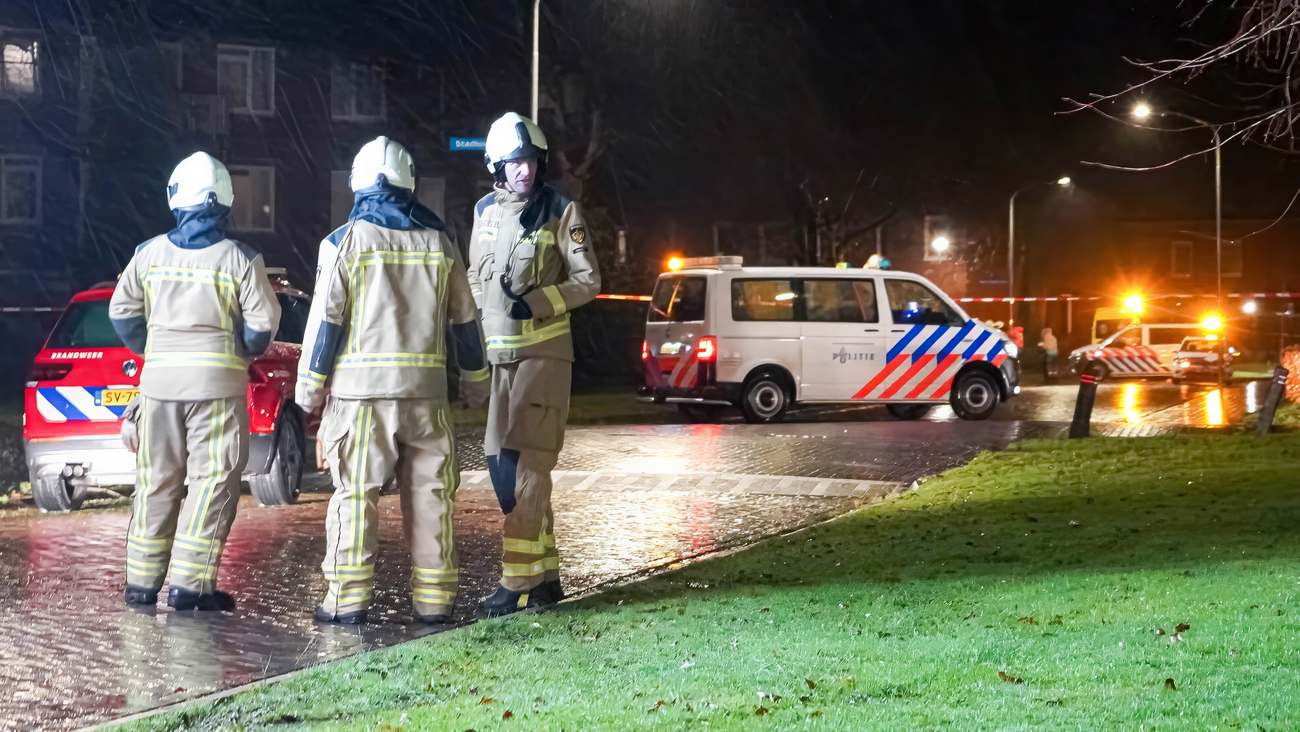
[1255,366,1291,436]
[1069,364,1104,439]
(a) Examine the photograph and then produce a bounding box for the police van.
[1066,322,1202,379]
[639,257,1021,422]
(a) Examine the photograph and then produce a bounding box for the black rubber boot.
[479,581,564,618]
[532,579,565,606]
[414,612,451,625]
[168,587,235,612]
[124,585,159,606]
[314,606,367,625]
[479,586,528,618]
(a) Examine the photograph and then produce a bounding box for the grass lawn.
[125,432,1300,731]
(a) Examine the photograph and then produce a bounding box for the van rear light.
[641,340,649,362]
[696,336,717,364]
[28,362,72,384]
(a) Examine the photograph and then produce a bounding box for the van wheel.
[886,404,931,420]
[741,374,790,423]
[677,404,725,423]
[950,370,999,421]
[32,473,82,512]
[250,411,304,506]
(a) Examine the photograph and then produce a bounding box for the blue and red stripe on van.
[853,321,1007,401]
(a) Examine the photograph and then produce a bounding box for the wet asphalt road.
[0,380,1263,730]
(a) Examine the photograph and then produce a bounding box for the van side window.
[884,279,963,326]
[804,279,877,323]
[732,279,797,321]
[1146,327,1199,345]
[649,276,707,322]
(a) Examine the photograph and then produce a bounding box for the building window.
[1222,241,1243,277]
[1,38,39,96]
[217,45,275,115]
[1171,240,1193,278]
[0,156,41,224]
[331,60,385,120]
[228,165,275,231]
[158,42,183,90]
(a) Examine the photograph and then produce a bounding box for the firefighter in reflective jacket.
[469,112,601,617]
[297,136,489,625]
[109,151,282,612]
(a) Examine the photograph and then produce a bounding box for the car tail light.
[641,340,649,362]
[696,336,717,364]
[27,362,72,384]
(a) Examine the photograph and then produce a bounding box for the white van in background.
[1066,322,1203,379]
[638,257,1021,422]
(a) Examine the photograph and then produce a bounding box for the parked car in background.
[1172,336,1236,382]
[639,256,1020,422]
[22,269,313,512]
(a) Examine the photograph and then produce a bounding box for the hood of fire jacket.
[350,185,446,231]
[166,204,231,249]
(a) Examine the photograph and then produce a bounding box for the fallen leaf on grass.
[998,671,1024,684]
[1018,616,1038,625]
[1154,628,1166,636]
[478,696,495,705]
[1164,678,1177,690]
[799,696,812,704]
[1068,520,1081,528]
[1175,622,1190,633]
[502,710,513,720]
[649,700,667,713]
[811,709,823,718]
[805,679,817,690]
[754,706,769,716]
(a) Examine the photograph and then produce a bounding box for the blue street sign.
[450,137,486,152]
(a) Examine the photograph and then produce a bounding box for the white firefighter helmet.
[166,152,233,210]
[350,136,416,192]
[484,112,549,173]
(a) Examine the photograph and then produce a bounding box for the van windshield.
[649,276,707,322]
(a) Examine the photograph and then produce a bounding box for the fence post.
[1255,366,1290,436]
[1069,364,1104,439]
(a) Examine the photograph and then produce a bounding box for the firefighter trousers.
[318,397,460,618]
[125,396,249,594]
[485,357,571,592]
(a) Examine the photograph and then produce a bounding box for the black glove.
[499,274,535,320]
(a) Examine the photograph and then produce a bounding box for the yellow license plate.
[101,389,138,407]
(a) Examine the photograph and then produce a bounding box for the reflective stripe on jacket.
[109,235,281,400]
[467,184,601,365]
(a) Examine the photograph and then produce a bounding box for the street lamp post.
[531,0,541,119]
[1133,102,1224,383]
[1007,176,1071,325]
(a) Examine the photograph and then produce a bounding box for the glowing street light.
[930,235,952,254]
[1242,299,1259,315]
[1008,175,1073,323]
[1130,100,1225,383]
